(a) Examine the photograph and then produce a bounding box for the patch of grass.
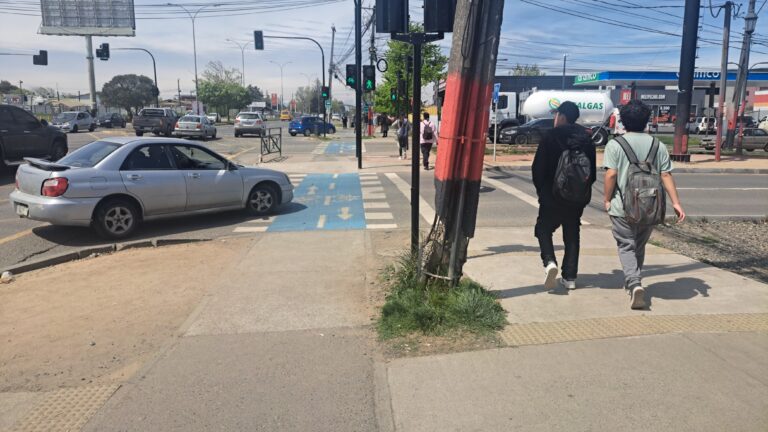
[653,134,702,148]
[378,252,507,340]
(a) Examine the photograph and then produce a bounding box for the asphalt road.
[1,129,766,270]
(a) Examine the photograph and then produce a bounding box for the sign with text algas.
[40,0,136,36]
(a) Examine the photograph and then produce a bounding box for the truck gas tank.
[521,91,614,125]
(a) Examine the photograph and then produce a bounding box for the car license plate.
[15,204,28,217]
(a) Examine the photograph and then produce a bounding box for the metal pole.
[735,0,757,155]
[411,39,423,255]
[177,78,181,110]
[714,1,731,161]
[329,26,336,114]
[672,0,700,162]
[355,0,362,169]
[727,0,756,152]
[561,54,567,90]
[85,36,97,115]
[493,99,497,161]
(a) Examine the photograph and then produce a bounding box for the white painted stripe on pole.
[365,212,394,220]
[364,202,390,209]
[385,173,436,223]
[317,215,327,229]
[367,223,398,229]
[234,226,268,233]
[362,142,367,153]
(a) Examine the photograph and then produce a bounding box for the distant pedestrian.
[342,114,348,129]
[603,99,685,309]
[392,114,410,160]
[419,112,436,170]
[380,114,391,137]
[532,101,596,291]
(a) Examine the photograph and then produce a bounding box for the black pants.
[398,136,409,156]
[382,127,389,137]
[420,143,433,168]
[534,205,583,280]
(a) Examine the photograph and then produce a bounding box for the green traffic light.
[365,80,373,90]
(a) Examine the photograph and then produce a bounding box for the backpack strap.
[645,137,660,165]
[613,136,640,165]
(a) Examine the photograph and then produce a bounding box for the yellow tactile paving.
[11,385,119,432]
[502,313,768,346]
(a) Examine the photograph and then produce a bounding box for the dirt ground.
[0,239,248,392]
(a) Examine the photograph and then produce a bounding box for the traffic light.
[253,31,264,50]
[96,43,109,60]
[321,86,329,100]
[424,0,457,33]
[346,64,357,89]
[398,78,406,96]
[390,88,397,102]
[375,0,408,34]
[32,50,47,66]
[363,65,375,92]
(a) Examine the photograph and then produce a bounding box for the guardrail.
[259,127,282,162]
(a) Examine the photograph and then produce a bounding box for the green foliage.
[198,80,250,117]
[373,23,449,115]
[510,64,545,76]
[0,80,19,94]
[100,74,155,115]
[378,252,507,339]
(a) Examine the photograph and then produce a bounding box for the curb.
[1,238,210,277]
[483,163,768,174]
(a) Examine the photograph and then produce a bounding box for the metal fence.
[259,127,282,162]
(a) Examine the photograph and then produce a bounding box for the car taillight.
[235,119,240,124]
[175,122,180,129]
[196,124,202,129]
[42,177,68,197]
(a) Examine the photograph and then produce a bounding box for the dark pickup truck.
[133,108,178,137]
[0,104,68,169]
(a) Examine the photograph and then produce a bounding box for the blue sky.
[0,0,766,105]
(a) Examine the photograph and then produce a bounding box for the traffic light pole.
[355,0,363,169]
[672,0,700,162]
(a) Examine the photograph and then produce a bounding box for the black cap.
[551,100,580,123]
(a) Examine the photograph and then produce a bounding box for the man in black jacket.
[532,101,596,290]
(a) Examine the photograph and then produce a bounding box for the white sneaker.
[560,278,576,290]
[544,262,558,290]
[630,286,646,310]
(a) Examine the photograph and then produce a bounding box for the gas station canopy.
[574,71,768,87]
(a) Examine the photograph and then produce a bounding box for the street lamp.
[270,60,292,110]
[166,2,221,114]
[225,38,248,86]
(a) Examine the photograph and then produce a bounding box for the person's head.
[619,99,652,132]
[423,112,430,120]
[551,100,579,127]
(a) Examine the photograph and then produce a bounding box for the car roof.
[97,136,203,146]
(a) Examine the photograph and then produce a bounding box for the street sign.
[492,83,501,103]
[325,100,331,109]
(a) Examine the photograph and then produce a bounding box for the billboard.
[39,0,136,36]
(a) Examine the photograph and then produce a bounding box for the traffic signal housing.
[363,65,375,92]
[321,86,330,100]
[254,31,264,50]
[390,88,397,102]
[96,43,109,60]
[346,64,357,89]
[32,50,48,66]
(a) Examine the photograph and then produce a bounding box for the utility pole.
[731,0,758,155]
[368,6,376,137]
[355,0,363,169]
[714,1,732,162]
[177,79,182,110]
[225,39,248,86]
[329,26,336,114]
[561,54,567,90]
[672,0,700,162]
[85,36,97,115]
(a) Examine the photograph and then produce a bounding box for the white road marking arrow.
[307,185,318,195]
[338,207,353,221]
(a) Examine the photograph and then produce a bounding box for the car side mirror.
[40,119,48,126]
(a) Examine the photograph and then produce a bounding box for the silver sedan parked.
[10,137,293,239]
[174,115,217,140]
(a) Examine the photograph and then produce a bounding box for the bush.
[378,252,507,339]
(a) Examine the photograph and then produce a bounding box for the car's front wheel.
[93,198,139,240]
[303,129,311,137]
[514,134,528,145]
[135,131,144,136]
[246,184,277,216]
[290,132,297,136]
[50,141,67,161]
[89,125,95,132]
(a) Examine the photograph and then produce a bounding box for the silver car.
[174,115,217,140]
[234,112,266,137]
[51,111,95,133]
[10,137,293,239]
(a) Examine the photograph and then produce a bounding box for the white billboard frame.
[39,0,136,37]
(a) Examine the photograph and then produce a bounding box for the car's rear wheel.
[135,131,144,136]
[234,131,241,137]
[290,132,297,136]
[89,125,95,132]
[50,141,67,161]
[93,198,139,240]
[514,134,528,145]
[303,129,311,137]
[71,125,78,133]
[246,184,277,216]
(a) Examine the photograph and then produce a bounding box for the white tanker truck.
[520,90,616,146]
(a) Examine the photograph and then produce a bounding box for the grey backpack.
[614,136,666,225]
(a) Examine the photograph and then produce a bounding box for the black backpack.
[422,121,434,141]
[552,135,593,206]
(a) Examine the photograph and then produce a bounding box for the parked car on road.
[488,117,520,142]
[280,110,292,121]
[288,116,336,136]
[499,118,554,144]
[234,112,266,137]
[688,116,715,134]
[702,128,768,152]
[133,108,177,137]
[206,112,220,123]
[10,137,294,239]
[331,113,341,122]
[173,115,217,140]
[52,111,95,133]
[1,104,68,169]
[96,113,126,128]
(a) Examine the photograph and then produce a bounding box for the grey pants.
[610,216,655,289]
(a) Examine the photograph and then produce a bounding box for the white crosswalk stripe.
[312,143,330,154]
[363,173,398,230]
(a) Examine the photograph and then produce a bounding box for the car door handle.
[23,130,31,133]
[188,173,200,179]
[0,130,7,133]
[127,174,143,181]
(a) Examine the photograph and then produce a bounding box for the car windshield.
[139,109,166,117]
[180,116,201,122]
[238,114,259,119]
[57,140,121,167]
[523,119,549,127]
[54,113,77,122]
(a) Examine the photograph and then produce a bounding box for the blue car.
[288,116,336,136]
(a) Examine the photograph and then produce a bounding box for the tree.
[0,80,19,94]
[101,74,155,119]
[294,79,323,114]
[511,64,545,76]
[246,84,271,109]
[373,23,449,115]
[201,61,242,85]
[34,87,56,98]
[198,80,250,120]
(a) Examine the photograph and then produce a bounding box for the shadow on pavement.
[0,169,17,187]
[469,244,563,260]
